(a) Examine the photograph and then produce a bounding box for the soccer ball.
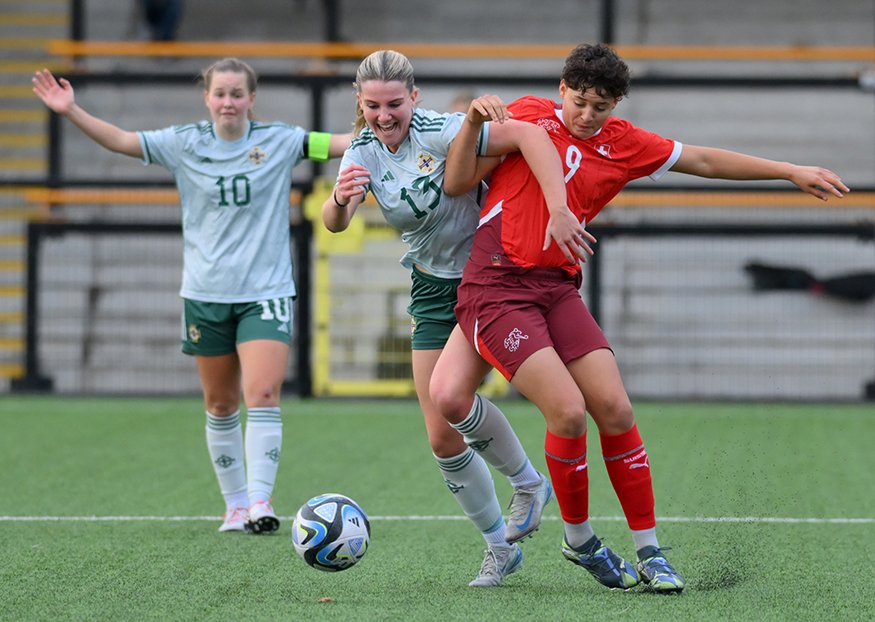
[291,493,371,572]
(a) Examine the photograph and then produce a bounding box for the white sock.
[205,410,247,509]
[564,519,596,550]
[632,527,660,555]
[483,521,511,549]
[245,407,282,506]
[451,394,540,487]
[435,448,507,545]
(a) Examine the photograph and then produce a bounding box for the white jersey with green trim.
[339,109,490,279]
[139,120,306,303]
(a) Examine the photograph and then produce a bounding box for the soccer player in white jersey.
[32,58,351,535]
[322,50,584,587]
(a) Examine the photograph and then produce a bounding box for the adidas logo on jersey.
[277,322,290,334]
[381,170,396,182]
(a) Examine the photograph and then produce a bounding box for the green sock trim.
[206,410,240,430]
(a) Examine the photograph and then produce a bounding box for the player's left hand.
[789,165,850,201]
[543,206,597,263]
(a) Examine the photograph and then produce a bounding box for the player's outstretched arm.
[672,145,849,201]
[32,69,142,158]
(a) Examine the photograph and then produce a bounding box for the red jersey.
[467,96,679,277]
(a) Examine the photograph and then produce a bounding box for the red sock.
[600,423,655,530]
[544,430,589,523]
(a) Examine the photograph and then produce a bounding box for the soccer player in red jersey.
[430,43,849,593]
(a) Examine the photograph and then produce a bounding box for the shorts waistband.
[412,265,461,286]
[516,267,578,282]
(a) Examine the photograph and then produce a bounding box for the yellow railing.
[45,40,875,62]
[23,187,181,205]
[608,191,875,209]
[21,187,302,220]
[302,179,413,397]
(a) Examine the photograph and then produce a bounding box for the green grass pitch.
[1,396,873,621]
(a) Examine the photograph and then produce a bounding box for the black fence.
[13,220,314,396]
[14,218,875,400]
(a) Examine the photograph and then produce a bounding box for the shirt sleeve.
[506,96,551,124]
[625,125,680,181]
[138,126,180,170]
[650,141,683,181]
[439,112,490,157]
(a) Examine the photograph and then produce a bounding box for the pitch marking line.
[0,515,872,524]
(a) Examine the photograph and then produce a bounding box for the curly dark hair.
[561,43,630,100]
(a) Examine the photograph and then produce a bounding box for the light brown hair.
[352,50,415,134]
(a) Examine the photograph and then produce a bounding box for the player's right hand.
[467,95,513,125]
[334,163,371,205]
[32,69,75,115]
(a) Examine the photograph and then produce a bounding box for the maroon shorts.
[455,272,611,380]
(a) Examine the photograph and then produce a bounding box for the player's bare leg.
[197,353,248,532]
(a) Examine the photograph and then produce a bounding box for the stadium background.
[1,0,874,400]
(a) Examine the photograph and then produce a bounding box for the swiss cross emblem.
[596,144,612,159]
[537,118,561,133]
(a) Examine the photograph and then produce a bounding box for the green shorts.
[407,267,460,350]
[181,297,294,356]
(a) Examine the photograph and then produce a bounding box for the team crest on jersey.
[248,146,267,165]
[596,143,613,159]
[188,324,201,344]
[536,118,562,133]
[416,152,436,173]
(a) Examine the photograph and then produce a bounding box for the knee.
[429,380,472,425]
[591,394,635,435]
[205,400,240,418]
[547,398,588,438]
[244,384,281,408]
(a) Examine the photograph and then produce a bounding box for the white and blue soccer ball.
[291,493,371,572]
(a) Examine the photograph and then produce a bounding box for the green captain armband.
[306,131,332,162]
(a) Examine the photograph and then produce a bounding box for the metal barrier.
[13,220,313,395]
